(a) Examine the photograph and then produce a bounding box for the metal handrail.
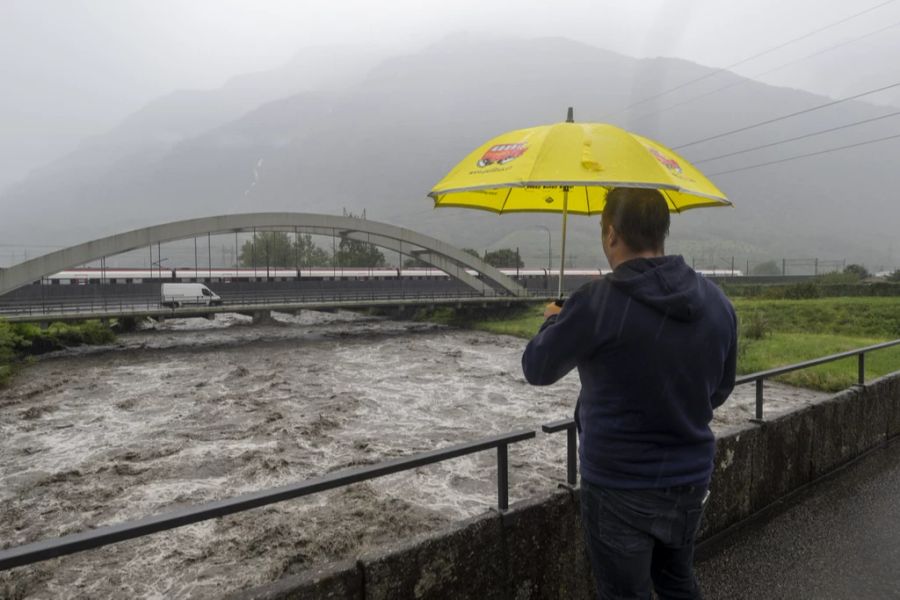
[0,287,549,315]
[0,429,535,572]
[542,419,578,487]
[736,338,900,421]
[0,290,536,320]
[541,338,900,480]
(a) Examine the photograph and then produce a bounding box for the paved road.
[696,437,900,599]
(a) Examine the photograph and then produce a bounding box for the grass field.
[468,297,900,392]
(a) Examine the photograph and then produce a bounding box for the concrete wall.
[230,373,900,600]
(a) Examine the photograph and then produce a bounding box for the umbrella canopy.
[428,110,731,297]
[429,120,730,214]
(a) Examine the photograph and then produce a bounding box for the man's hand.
[544,301,562,319]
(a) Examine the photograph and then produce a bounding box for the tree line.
[240,232,526,269]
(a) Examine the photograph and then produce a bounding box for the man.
[522,187,737,599]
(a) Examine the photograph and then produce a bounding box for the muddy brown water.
[0,311,827,599]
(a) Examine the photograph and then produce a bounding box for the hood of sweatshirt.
[607,255,706,322]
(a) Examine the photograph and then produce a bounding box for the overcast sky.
[2,0,900,189]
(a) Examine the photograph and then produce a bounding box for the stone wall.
[231,372,900,600]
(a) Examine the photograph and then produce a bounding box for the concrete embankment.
[233,372,900,600]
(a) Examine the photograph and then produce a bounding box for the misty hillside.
[2,44,385,218]
[3,35,898,269]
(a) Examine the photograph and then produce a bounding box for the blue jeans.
[580,480,708,600]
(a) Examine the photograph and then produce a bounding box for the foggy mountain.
[3,35,898,269]
[0,44,384,223]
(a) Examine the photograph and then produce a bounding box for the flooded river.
[0,311,827,599]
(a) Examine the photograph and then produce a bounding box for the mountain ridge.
[3,34,898,269]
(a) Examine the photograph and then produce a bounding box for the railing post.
[497,444,509,511]
[566,426,577,486]
[754,379,764,422]
[858,352,865,385]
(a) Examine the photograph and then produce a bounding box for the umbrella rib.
[499,187,513,214]
[663,190,681,213]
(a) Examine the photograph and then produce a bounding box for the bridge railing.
[0,429,536,571]
[0,289,547,318]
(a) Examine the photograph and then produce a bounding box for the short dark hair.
[601,188,670,252]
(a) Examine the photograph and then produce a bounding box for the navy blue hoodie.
[522,255,737,489]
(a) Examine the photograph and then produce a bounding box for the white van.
[160,283,222,308]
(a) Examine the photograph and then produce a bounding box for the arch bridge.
[0,214,528,319]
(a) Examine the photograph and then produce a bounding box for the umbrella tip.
[566,107,574,123]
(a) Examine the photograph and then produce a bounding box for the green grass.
[732,297,900,389]
[472,304,546,339]
[732,297,900,338]
[463,297,900,392]
[739,333,900,392]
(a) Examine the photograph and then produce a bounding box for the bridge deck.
[696,437,900,599]
[0,293,544,323]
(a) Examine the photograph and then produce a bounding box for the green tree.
[887,270,900,282]
[843,264,869,279]
[403,256,428,268]
[751,260,782,276]
[483,248,523,268]
[462,248,481,259]
[335,237,386,267]
[295,234,330,267]
[332,211,386,267]
[240,232,295,268]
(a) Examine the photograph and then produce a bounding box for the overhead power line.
[609,0,898,117]
[627,18,900,126]
[693,110,900,163]
[672,80,900,150]
[707,131,900,176]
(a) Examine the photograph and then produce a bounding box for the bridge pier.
[244,310,273,324]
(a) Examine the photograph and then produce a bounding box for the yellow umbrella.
[428,108,731,296]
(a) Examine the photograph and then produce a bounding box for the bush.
[844,264,869,279]
[814,271,860,285]
[761,282,822,300]
[751,260,782,276]
[742,312,769,340]
[483,248,524,268]
[74,321,116,345]
[0,319,115,387]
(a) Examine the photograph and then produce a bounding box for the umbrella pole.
[558,186,569,298]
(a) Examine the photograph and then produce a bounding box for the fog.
[1,0,899,268]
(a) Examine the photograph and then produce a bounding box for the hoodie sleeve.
[522,286,599,386]
[711,307,737,409]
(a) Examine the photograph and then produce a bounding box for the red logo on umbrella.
[648,147,683,174]
[477,143,528,168]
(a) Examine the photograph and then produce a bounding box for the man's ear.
[605,225,619,247]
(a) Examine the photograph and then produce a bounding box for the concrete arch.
[0,213,525,297]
